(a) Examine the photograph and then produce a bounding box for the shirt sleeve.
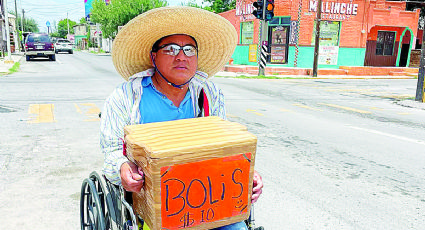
[100,84,132,185]
[206,81,226,119]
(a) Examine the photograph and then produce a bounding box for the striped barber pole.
[260,45,267,70]
[294,0,303,67]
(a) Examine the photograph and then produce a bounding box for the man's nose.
[175,49,188,60]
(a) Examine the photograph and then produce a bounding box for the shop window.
[268,17,291,26]
[269,17,280,25]
[311,21,341,46]
[240,22,254,44]
[376,31,395,56]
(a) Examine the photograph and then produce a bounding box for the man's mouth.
[174,65,188,70]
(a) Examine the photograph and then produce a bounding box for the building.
[219,0,420,68]
[73,23,88,49]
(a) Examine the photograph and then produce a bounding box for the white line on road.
[348,126,425,146]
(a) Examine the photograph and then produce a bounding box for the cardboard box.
[124,116,257,230]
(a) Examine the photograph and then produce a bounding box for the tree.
[9,12,39,32]
[90,0,167,39]
[202,0,236,13]
[57,19,77,38]
[80,17,87,24]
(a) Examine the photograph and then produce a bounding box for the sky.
[6,0,202,33]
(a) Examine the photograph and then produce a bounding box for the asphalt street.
[1,52,425,229]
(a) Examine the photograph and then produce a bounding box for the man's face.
[151,35,198,85]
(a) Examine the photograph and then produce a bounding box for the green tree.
[90,0,167,38]
[9,12,39,32]
[50,31,60,38]
[202,0,236,13]
[80,17,87,24]
[57,19,77,38]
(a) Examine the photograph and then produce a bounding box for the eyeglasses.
[157,43,198,57]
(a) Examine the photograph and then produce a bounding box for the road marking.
[397,112,411,115]
[28,104,55,123]
[368,107,384,111]
[292,103,323,111]
[246,109,264,116]
[348,126,425,146]
[56,59,63,64]
[319,103,371,114]
[74,103,101,121]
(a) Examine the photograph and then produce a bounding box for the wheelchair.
[80,171,264,230]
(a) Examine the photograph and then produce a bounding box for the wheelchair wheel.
[80,177,106,230]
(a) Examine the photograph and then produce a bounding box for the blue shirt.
[139,76,194,123]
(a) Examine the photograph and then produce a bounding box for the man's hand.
[120,161,144,193]
[251,170,263,203]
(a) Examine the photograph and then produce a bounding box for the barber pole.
[294,0,303,67]
[260,43,267,70]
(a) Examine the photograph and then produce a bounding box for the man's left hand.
[251,170,263,203]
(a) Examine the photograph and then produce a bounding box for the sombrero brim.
[112,6,238,81]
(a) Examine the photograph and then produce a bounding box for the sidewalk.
[221,64,419,79]
[0,53,23,74]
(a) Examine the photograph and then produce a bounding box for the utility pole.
[312,0,323,77]
[3,0,12,61]
[416,16,425,103]
[14,0,20,52]
[22,9,25,32]
[67,12,70,35]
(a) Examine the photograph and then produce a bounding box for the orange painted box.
[124,116,257,230]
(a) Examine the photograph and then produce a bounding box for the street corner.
[395,99,425,110]
[0,55,23,76]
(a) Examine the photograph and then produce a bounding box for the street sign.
[262,41,268,46]
[46,21,51,27]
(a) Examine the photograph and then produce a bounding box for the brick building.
[219,0,420,68]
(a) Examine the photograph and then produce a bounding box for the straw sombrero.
[112,6,238,81]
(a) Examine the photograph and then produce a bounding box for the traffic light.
[252,0,264,20]
[264,0,274,21]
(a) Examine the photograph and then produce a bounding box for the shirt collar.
[142,75,154,87]
[128,68,208,81]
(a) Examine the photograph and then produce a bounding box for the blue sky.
[6,0,203,33]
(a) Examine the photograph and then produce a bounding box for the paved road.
[1,52,424,229]
[0,52,121,229]
[213,77,425,229]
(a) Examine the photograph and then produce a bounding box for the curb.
[215,72,417,80]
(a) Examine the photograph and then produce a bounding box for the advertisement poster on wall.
[318,46,339,65]
[270,45,287,63]
[289,21,298,45]
[248,44,257,62]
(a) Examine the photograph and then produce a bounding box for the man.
[100,6,263,230]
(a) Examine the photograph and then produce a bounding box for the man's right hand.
[120,161,144,193]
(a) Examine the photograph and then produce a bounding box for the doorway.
[399,44,410,67]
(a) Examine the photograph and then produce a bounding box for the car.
[55,39,73,54]
[25,33,55,61]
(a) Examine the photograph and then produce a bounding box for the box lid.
[124,116,257,159]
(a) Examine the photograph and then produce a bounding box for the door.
[267,26,289,64]
[399,44,410,67]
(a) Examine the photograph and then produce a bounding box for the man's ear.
[150,51,156,65]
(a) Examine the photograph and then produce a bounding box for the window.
[240,22,254,44]
[376,31,395,56]
[311,21,341,46]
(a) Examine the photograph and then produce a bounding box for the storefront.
[219,0,420,68]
